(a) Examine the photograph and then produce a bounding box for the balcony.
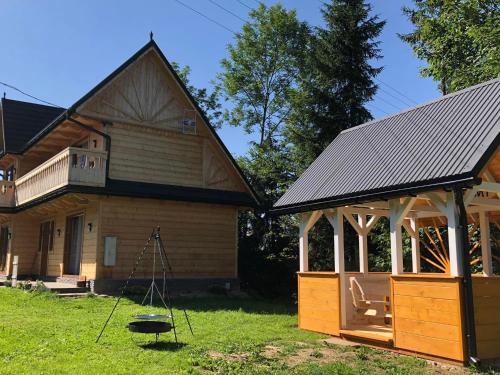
[5,147,108,207]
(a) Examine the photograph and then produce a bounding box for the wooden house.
[0,40,258,292]
[273,78,500,364]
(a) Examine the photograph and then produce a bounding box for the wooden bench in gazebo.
[273,78,500,365]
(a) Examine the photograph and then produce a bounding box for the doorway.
[64,215,84,275]
[0,226,8,272]
[38,221,54,276]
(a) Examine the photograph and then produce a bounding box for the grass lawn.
[0,288,491,374]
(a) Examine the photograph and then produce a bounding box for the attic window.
[182,109,196,135]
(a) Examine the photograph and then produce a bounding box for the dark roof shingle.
[274,78,500,213]
[1,98,65,154]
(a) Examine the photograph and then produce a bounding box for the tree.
[218,4,310,296]
[401,0,500,94]
[171,62,222,127]
[287,0,385,169]
[286,0,385,273]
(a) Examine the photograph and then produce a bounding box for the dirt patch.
[286,348,356,367]
[207,351,251,362]
[261,345,282,359]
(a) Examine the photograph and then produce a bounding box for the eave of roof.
[0,179,257,214]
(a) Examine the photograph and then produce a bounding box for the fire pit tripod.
[96,226,193,344]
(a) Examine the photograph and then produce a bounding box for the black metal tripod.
[96,226,194,344]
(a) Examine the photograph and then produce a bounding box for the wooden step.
[340,328,393,346]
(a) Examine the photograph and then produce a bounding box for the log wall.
[97,196,238,280]
[297,272,340,336]
[391,275,464,362]
[473,276,500,359]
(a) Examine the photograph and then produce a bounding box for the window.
[104,236,117,267]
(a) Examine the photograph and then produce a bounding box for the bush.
[17,280,32,291]
[31,280,48,293]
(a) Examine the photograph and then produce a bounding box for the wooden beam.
[470,197,500,208]
[479,211,493,276]
[298,210,323,272]
[326,208,346,327]
[389,199,404,275]
[365,215,380,233]
[343,212,364,235]
[410,218,420,273]
[358,215,368,273]
[426,192,447,214]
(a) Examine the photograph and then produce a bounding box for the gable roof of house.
[273,78,500,214]
[0,98,65,154]
[1,40,260,206]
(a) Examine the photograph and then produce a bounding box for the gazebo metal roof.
[274,78,500,214]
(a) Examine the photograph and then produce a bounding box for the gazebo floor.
[340,324,393,345]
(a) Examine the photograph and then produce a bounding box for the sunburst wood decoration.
[202,140,236,190]
[80,51,191,133]
[419,219,482,273]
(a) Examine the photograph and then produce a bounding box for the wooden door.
[38,221,54,276]
[0,226,9,272]
[63,215,84,275]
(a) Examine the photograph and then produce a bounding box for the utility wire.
[172,0,237,34]
[0,81,63,108]
[377,85,415,108]
[235,0,252,10]
[375,77,418,106]
[208,0,247,22]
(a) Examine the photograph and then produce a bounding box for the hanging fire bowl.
[128,321,172,334]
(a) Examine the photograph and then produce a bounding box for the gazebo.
[272,78,500,364]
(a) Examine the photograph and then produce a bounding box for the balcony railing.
[15,147,108,206]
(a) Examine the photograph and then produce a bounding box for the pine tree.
[288,0,385,168]
[287,0,385,273]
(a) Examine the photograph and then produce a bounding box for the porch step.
[340,328,393,347]
[43,282,89,294]
[57,292,90,298]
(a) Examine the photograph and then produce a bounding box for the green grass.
[0,288,485,374]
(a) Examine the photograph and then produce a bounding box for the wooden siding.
[97,196,238,280]
[391,275,464,362]
[473,276,500,359]
[79,50,248,194]
[5,195,99,279]
[10,214,39,275]
[297,272,340,336]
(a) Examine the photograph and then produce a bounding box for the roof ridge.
[1,97,65,110]
[341,77,500,134]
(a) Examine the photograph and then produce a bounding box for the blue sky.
[0,0,440,156]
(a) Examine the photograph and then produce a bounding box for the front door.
[0,226,8,272]
[38,221,54,276]
[64,215,84,275]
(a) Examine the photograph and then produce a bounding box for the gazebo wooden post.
[299,211,322,272]
[389,199,404,275]
[326,209,346,327]
[410,217,420,273]
[299,214,310,273]
[358,215,368,273]
[479,211,492,276]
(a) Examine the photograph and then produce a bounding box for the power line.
[375,77,418,106]
[0,81,63,108]
[235,0,252,10]
[367,103,390,116]
[208,0,247,22]
[172,0,237,34]
[374,94,404,112]
[377,85,415,108]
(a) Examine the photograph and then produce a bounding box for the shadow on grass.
[138,341,187,351]
[121,294,297,315]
